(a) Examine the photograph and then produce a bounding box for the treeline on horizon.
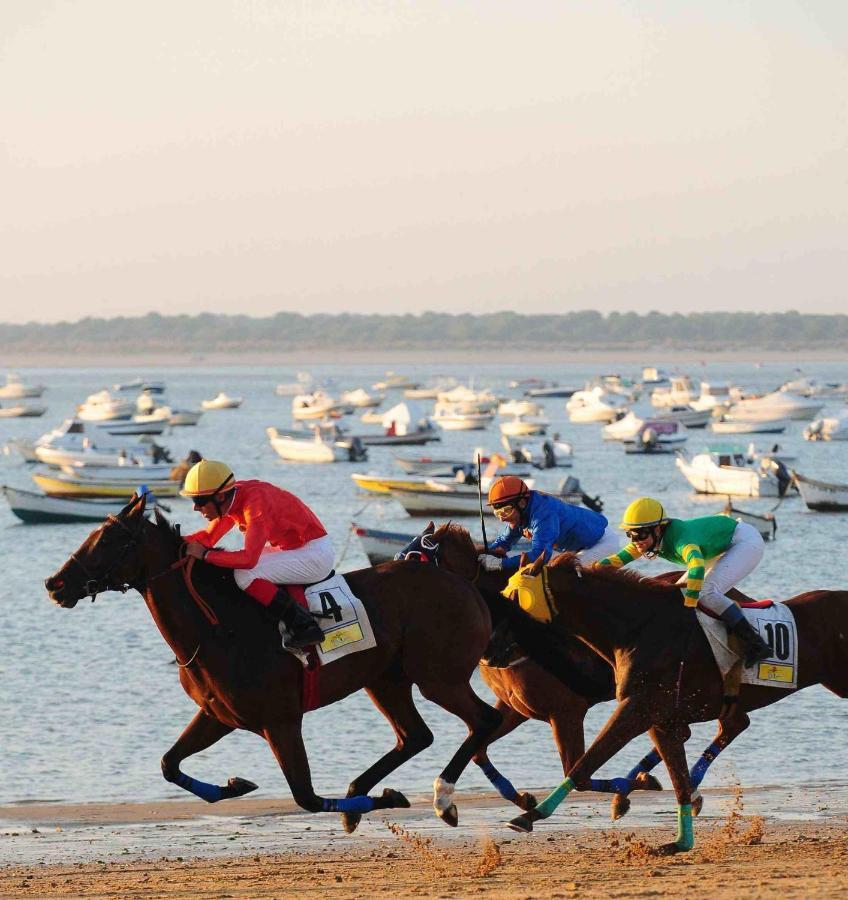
[1,310,846,352]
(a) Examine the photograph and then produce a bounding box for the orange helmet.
[487,475,529,507]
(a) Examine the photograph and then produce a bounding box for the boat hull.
[32,472,180,498]
[1,485,125,524]
[793,471,848,512]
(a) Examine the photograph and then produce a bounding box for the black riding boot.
[269,588,324,649]
[728,617,771,668]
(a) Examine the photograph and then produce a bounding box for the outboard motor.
[347,437,367,462]
[542,440,556,469]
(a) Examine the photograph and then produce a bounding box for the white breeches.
[233,535,335,590]
[697,522,764,615]
[576,525,621,566]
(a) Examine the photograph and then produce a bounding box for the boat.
[58,462,177,481]
[352,454,524,496]
[435,385,500,415]
[723,392,824,423]
[201,392,243,410]
[276,372,314,396]
[1,485,128,524]
[605,408,704,440]
[497,399,544,417]
[0,402,46,418]
[499,415,549,437]
[622,420,688,454]
[431,408,495,431]
[501,435,573,469]
[0,374,46,399]
[639,367,671,388]
[34,442,169,469]
[403,378,458,400]
[674,447,791,497]
[804,413,848,441]
[651,405,711,429]
[793,470,848,512]
[587,374,640,400]
[523,384,579,399]
[393,448,514,476]
[32,470,181,498]
[710,417,789,435]
[339,388,385,409]
[114,379,166,394]
[292,391,347,421]
[21,419,168,466]
[689,382,737,412]
[372,373,420,391]
[77,390,134,422]
[721,501,778,541]
[267,424,367,463]
[137,390,203,425]
[651,375,696,408]
[354,402,441,446]
[566,387,628,423]
[602,410,646,441]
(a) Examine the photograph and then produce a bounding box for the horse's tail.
[482,589,615,702]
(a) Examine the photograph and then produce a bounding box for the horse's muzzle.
[44,574,80,608]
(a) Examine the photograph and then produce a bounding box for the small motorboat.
[689,382,737,412]
[201,392,243,410]
[622,420,688,454]
[711,417,789,435]
[58,462,177,482]
[432,408,495,431]
[292,391,347,421]
[1,485,127,524]
[499,415,549,437]
[372,373,420,392]
[340,388,385,409]
[354,402,441,445]
[793,470,848,512]
[523,383,579,399]
[724,392,824,423]
[0,373,46,399]
[501,435,573,469]
[804,413,848,441]
[566,387,628,423]
[497,399,544,417]
[651,375,697,408]
[77,390,134,422]
[32,470,181,498]
[267,424,367,463]
[0,402,46,418]
[675,446,793,497]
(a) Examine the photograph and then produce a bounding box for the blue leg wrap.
[589,777,632,795]
[321,795,376,814]
[690,740,723,788]
[626,748,662,781]
[175,772,225,803]
[478,760,521,803]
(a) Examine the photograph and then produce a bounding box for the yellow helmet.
[619,497,669,529]
[180,460,235,498]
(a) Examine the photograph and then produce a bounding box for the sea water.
[1,360,846,806]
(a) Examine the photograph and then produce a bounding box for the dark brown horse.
[44,494,504,832]
[506,553,848,852]
[400,523,662,817]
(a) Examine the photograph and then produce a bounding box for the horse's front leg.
[472,702,537,811]
[161,709,257,802]
[648,723,697,854]
[263,718,410,818]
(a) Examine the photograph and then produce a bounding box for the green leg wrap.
[534,776,576,819]
[675,803,694,850]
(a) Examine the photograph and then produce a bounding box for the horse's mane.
[548,552,681,603]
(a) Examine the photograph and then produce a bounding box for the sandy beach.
[3,786,848,898]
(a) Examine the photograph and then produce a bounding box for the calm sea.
[1,360,846,808]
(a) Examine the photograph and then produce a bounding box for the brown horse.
[506,553,848,852]
[399,523,662,817]
[43,493,504,832]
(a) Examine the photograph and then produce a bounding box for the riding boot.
[268,587,324,649]
[727,617,771,668]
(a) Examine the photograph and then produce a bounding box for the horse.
[505,552,848,853]
[43,493,505,833]
[398,522,663,818]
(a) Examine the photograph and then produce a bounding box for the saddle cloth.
[287,573,377,666]
[697,601,798,689]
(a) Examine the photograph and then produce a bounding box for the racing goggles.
[625,526,655,542]
[492,502,517,520]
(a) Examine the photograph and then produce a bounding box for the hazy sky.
[2,1,847,324]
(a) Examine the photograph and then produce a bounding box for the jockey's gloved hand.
[478,553,504,572]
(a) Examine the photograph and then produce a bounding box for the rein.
[145,553,220,627]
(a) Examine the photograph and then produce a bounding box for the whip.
[477,453,489,553]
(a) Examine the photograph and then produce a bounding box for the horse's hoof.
[634,772,663,792]
[223,777,258,799]
[518,792,537,811]
[382,787,410,810]
[656,840,691,856]
[436,803,458,827]
[507,814,534,833]
[341,812,361,834]
[611,794,630,820]
[692,791,703,817]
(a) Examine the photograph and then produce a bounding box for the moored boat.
[267,425,367,463]
[675,447,791,498]
[499,415,549,437]
[792,470,848,512]
[1,485,127,524]
[77,390,134,422]
[622,420,688,454]
[32,471,181,498]
[0,402,46,418]
[710,417,789,435]
[201,392,243,410]
[0,374,46,399]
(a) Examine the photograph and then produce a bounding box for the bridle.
[395,529,442,565]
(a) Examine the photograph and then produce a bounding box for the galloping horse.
[44,494,504,832]
[400,523,662,817]
[507,553,848,852]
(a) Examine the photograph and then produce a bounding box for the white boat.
[498,399,544,417]
[793,470,848,512]
[77,390,134,422]
[167,408,203,427]
[292,391,346,421]
[651,375,696,408]
[0,374,46,399]
[114,379,166,394]
[201,392,243,410]
[58,462,176,482]
[34,442,167,469]
[602,410,645,441]
[267,425,367,463]
[566,387,628,423]
[711,417,789,435]
[640,367,671,388]
[372,373,420,391]
[1,485,128,524]
[352,402,441,445]
[720,501,778,541]
[587,373,640,400]
[690,382,737,412]
[675,447,789,497]
[724,391,824,423]
[502,435,573,469]
[622,420,688,454]
[0,402,46,418]
[651,404,712,429]
[276,372,314,396]
[435,385,500,415]
[340,388,385,409]
[523,383,579,398]
[393,448,513,476]
[24,419,166,466]
[432,408,495,431]
[499,415,549,437]
[804,413,848,441]
[404,378,458,400]
[744,442,797,465]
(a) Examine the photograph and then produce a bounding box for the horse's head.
[44,492,151,608]
[394,521,441,565]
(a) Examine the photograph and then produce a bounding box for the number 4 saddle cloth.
[697,601,798,690]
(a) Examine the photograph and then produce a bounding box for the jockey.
[477,475,619,575]
[594,497,770,667]
[180,460,331,649]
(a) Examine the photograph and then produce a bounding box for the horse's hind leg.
[161,710,257,802]
[648,723,697,854]
[473,703,537,811]
[687,710,750,815]
[339,678,431,833]
[417,680,502,827]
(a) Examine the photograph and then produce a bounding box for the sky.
[2,1,847,324]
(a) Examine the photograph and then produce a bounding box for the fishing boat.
[1,485,127,524]
[32,470,181,498]
[792,470,848,512]
[0,402,46,418]
[201,392,243,410]
[674,447,791,497]
[267,425,367,463]
[0,374,46,399]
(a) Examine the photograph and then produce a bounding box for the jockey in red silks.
[180,459,331,649]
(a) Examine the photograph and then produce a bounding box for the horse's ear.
[528,551,548,576]
[425,521,435,535]
[120,492,142,517]
[154,507,169,528]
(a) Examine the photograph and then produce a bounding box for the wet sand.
[3,787,848,897]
